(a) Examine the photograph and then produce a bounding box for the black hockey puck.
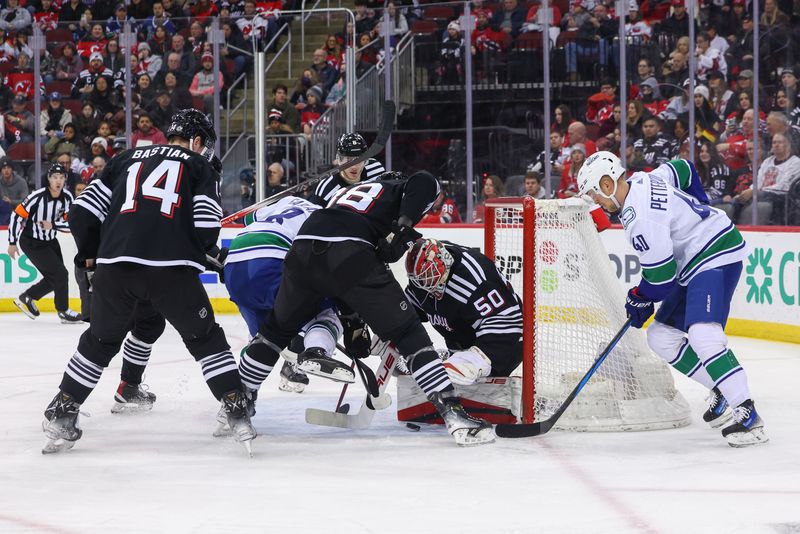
[406,423,421,432]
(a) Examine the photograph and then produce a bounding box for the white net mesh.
[491,198,691,431]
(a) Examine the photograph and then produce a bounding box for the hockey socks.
[408,348,454,397]
[121,335,153,385]
[239,335,281,391]
[687,323,751,408]
[60,351,105,404]
[198,350,242,400]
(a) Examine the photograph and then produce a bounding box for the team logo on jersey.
[199,307,208,318]
[620,207,636,227]
[428,314,453,331]
[400,301,408,311]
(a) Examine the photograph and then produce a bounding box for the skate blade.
[111,401,154,414]
[278,378,307,393]
[240,439,253,458]
[727,427,769,448]
[13,299,37,320]
[42,438,76,454]
[707,410,733,428]
[298,362,355,383]
[452,427,496,447]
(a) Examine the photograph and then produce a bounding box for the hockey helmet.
[166,108,217,157]
[336,132,368,158]
[406,238,454,300]
[576,151,625,196]
[47,163,68,178]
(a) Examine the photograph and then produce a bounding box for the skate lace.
[732,405,751,424]
[706,390,721,409]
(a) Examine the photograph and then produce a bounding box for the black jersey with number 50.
[70,144,222,271]
[296,171,440,246]
[404,243,523,376]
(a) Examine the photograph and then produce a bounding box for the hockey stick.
[335,361,357,413]
[495,318,633,438]
[220,100,397,225]
[305,341,398,429]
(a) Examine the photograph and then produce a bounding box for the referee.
[7,164,82,323]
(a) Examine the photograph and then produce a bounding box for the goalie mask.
[405,239,454,299]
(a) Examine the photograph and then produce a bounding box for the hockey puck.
[406,423,421,432]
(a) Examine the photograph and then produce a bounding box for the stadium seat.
[411,19,440,35]
[6,142,37,162]
[423,6,455,22]
[516,32,545,50]
[192,96,206,112]
[555,30,577,48]
[46,80,73,95]
[0,60,16,76]
[62,99,82,116]
[46,29,74,44]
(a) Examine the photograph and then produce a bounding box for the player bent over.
[577,152,767,447]
[223,196,346,396]
[243,170,495,445]
[404,239,523,384]
[41,109,256,454]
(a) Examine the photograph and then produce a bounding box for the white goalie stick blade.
[305,339,399,429]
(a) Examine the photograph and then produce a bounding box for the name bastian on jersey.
[621,160,749,300]
[71,144,222,271]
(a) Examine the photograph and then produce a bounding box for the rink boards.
[1,225,799,343]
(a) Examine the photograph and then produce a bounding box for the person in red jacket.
[130,112,168,148]
[556,143,586,198]
[420,190,462,224]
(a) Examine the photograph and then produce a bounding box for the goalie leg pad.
[443,347,492,386]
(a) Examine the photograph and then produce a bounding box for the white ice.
[1,313,798,534]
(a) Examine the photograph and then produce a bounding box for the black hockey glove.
[376,219,422,263]
[341,314,372,359]
[205,246,229,283]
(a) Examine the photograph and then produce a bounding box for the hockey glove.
[341,314,372,359]
[205,247,229,284]
[376,219,422,263]
[625,287,654,329]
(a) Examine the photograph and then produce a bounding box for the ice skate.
[13,292,39,319]
[42,391,82,454]
[214,388,257,437]
[703,387,732,428]
[279,334,305,364]
[58,309,83,324]
[722,399,769,448]
[428,391,495,446]
[221,389,257,456]
[111,381,157,414]
[297,347,355,383]
[278,360,309,393]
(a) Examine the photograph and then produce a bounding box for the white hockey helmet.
[576,151,625,196]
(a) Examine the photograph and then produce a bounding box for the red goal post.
[483,197,692,431]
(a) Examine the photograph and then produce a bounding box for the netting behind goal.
[485,197,691,431]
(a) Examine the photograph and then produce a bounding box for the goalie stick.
[220,100,397,225]
[495,318,633,438]
[305,340,399,429]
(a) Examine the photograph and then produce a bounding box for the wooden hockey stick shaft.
[495,318,633,438]
[220,100,397,225]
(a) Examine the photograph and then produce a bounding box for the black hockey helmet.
[47,163,68,178]
[166,108,217,155]
[336,132,368,158]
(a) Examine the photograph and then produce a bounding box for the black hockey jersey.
[633,134,676,167]
[70,144,222,271]
[307,158,386,207]
[297,171,439,247]
[701,162,735,203]
[404,243,523,376]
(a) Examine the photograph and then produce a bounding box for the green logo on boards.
[541,268,558,293]
[745,248,772,304]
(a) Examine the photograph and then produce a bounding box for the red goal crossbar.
[484,197,536,424]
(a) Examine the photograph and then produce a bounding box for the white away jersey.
[225,196,319,264]
[622,161,748,296]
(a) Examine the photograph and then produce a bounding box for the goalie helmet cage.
[484,197,692,431]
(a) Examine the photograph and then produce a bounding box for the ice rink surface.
[1,313,798,534]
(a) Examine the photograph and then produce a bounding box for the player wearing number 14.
[41,109,255,454]
[578,152,768,447]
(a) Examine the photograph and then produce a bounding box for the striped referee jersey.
[8,187,73,245]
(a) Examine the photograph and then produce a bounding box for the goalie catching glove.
[376,217,422,263]
[441,346,492,386]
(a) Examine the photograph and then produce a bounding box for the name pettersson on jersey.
[131,146,191,161]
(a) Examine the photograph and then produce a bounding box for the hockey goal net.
[485,197,691,430]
